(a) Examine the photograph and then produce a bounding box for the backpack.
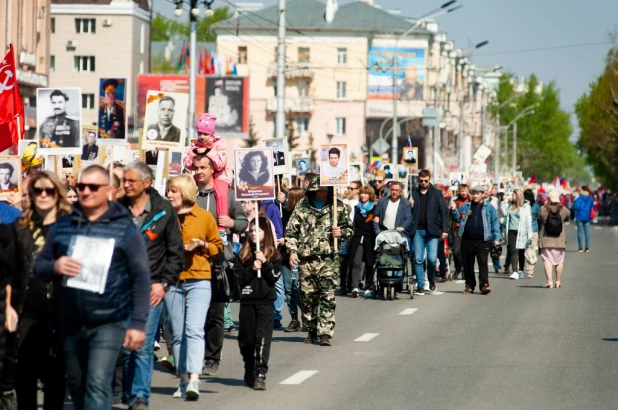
[544,209,563,236]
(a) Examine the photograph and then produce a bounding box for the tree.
[151,51,178,74]
[243,116,260,148]
[576,38,618,190]
[285,110,300,150]
[152,8,232,43]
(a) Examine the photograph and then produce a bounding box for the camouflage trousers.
[298,258,338,337]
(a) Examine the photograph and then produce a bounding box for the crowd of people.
[0,113,602,409]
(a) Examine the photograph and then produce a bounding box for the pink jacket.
[184,136,233,186]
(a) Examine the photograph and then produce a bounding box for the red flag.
[0,45,25,151]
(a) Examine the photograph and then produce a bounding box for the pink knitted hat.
[197,113,217,135]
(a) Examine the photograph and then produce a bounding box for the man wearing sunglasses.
[409,169,448,295]
[370,170,390,199]
[33,165,152,409]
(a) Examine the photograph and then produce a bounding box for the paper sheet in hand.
[65,236,115,294]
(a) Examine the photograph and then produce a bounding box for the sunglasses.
[77,183,106,192]
[33,187,56,196]
[375,179,385,184]
[348,186,358,190]
[419,179,430,183]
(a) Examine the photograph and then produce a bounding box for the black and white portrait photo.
[36,88,81,153]
[296,158,310,176]
[234,148,275,201]
[61,155,75,169]
[81,130,99,161]
[0,156,21,201]
[264,137,288,175]
[142,91,188,152]
[382,163,394,179]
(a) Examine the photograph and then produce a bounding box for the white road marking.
[455,280,466,284]
[280,370,319,385]
[432,291,445,295]
[399,308,418,315]
[354,333,379,342]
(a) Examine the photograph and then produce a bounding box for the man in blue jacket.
[33,165,151,410]
[572,187,594,252]
[450,185,502,294]
[409,170,448,295]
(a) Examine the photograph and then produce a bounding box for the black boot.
[254,372,266,390]
[304,330,318,344]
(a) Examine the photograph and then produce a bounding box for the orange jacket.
[179,204,222,281]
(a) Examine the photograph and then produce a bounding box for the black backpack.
[545,210,563,236]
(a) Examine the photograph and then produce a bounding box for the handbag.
[210,252,240,302]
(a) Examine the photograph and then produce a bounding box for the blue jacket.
[260,200,284,239]
[531,202,541,232]
[33,202,151,331]
[0,202,21,225]
[451,200,502,243]
[373,196,413,235]
[573,194,594,222]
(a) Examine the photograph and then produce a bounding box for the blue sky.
[155,0,618,139]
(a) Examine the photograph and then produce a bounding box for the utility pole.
[512,121,517,174]
[275,0,286,139]
[188,7,197,141]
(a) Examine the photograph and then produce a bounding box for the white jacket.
[501,201,533,249]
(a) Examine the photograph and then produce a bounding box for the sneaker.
[160,355,175,372]
[130,398,148,410]
[284,320,301,332]
[414,287,425,295]
[202,361,219,376]
[363,289,372,299]
[185,380,200,400]
[254,373,266,391]
[224,326,236,334]
[518,271,525,279]
[585,248,590,253]
[244,371,255,388]
[435,276,446,283]
[172,379,188,399]
[351,288,359,298]
[577,248,584,253]
[274,320,283,329]
[424,281,430,291]
[480,285,491,295]
[304,330,318,344]
[319,335,331,346]
[1,389,17,410]
[509,272,519,280]
[154,341,160,351]
[428,280,437,293]
[462,286,474,294]
[453,270,461,280]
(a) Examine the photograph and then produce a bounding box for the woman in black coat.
[347,185,377,298]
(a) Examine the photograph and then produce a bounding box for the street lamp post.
[173,0,215,142]
[504,103,538,173]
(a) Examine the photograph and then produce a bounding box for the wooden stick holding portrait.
[255,200,261,278]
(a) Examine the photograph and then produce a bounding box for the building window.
[73,56,96,72]
[336,81,347,99]
[51,18,55,34]
[337,48,347,65]
[238,46,248,64]
[335,118,346,136]
[82,93,95,110]
[297,80,309,97]
[50,55,55,72]
[296,117,309,136]
[75,18,96,34]
[298,47,310,62]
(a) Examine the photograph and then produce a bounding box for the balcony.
[268,61,314,79]
[267,97,314,113]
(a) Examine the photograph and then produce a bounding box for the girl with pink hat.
[184,113,233,242]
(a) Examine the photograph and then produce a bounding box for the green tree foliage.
[152,7,232,43]
[575,42,618,190]
[151,51,178,74]
[492,74,588,183]
[243,116,260,148]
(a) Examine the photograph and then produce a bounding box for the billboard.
[368,46,426,101]
[205,76,249,138]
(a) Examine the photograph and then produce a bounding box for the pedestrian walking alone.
[572,186,594,252]
[539,190,570,288]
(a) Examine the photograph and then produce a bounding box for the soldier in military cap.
[285,176,354,346]
[38,90,80,148]
[98,79,126,139]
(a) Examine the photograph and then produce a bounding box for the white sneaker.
[424,281,430,291]
[509,272,519,280]
[363,289,372,299]
[154,341,160,351]
[173,379,188,399]
[186,379,200,400]
[351,288,359,298]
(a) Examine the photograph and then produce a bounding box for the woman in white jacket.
[501,189,533,279]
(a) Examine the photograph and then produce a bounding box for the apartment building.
[49,0,150,128]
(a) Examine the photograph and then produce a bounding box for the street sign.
[371,137,390,155]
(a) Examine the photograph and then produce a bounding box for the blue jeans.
[577,220,590,249]
[281,264,300,317]
[167,280,211,375]
[224,303,234,329]
[414,229,439,288]
[274,275,285,323]
[123,302,164,406]
[63,320,127,410]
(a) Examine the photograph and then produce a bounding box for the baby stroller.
[373,230,412,300]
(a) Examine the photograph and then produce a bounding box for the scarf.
[357,201,375,218]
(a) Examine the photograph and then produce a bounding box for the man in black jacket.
[119,161,184,410]
[409,169,448,295]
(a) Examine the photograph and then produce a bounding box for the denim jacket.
[451,200,502,243]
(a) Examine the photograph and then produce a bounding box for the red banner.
[0,45,25,151]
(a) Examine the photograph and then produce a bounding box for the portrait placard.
[381,163,394,180]
[141,91,188,152]
[319,143,349,186]
[403,147,419,175]
[263,137,289,175]
[36,88,82,155]
[234,148,275,201]
[98,78,128,143]
[295,158,310,176]
[0,156,21,201]
[349,162,364,185]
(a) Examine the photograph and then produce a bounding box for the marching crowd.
[0,114,601,410]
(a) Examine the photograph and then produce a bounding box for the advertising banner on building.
[205,76,249,138]
[368,46,426,101]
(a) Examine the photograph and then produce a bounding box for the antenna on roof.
[325,0,339,23]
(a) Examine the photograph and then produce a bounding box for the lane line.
[399,308,418,315]
[280,370,319,385]
[354,333,379,342]
[432,291,445,295]
[455,280,466,284]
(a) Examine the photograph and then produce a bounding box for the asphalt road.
[62,222,618,409]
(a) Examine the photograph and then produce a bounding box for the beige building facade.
[49,0,150,129]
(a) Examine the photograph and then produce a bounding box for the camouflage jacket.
[285,177,354,258]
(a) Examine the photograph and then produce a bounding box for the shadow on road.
[602,338,618,342]
[272,336,306,343]
[517,285,546,289]
[205,377,246,387]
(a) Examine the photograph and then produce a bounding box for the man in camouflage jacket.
[285,176,354,346]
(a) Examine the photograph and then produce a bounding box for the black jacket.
[348,203,376,272]
[409,184,448,238]
[233,253,282,305]
[120,188,184,286]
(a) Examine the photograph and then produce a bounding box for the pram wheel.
[382,286,389,300]
[390,287,396,300]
